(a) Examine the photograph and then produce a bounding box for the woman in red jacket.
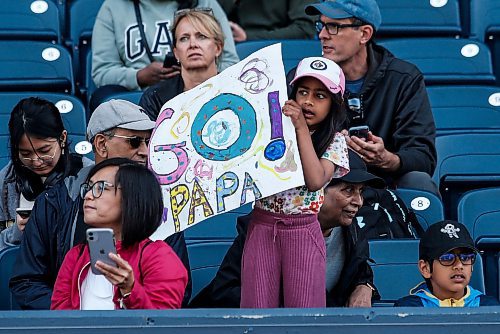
[51,158,187,310]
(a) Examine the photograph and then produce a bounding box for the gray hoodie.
[92,0,239,90]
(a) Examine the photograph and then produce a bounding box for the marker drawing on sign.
[264,91,285,161]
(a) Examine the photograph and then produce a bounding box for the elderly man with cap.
[294,0,438,195]
[10,100,191,309]
[189,150,385,308]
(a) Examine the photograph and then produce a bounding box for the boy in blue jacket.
[395,220,498,307]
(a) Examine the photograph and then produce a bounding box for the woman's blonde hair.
[172,10,225,51]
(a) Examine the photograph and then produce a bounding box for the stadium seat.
[433,133,500,219]
[426,85,500,135]
[68,0,105,94]
[184,203,252,242]
[457,187,500,300]
[470,0,500,85]
[102,91,143,106]
[376,0,462,38]
[0,41,74,94]
[378,38,495,85]
[395,188,444,231]
[0,137,9,170]
[236,40,322,73]
[369,239,485,305]
[187,241,233,300]
[0,246,20,310]
[0,0,61,43]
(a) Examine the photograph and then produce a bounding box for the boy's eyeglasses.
[109,134,150,149]
[437,253,476,266]
[174,7,214,21]
[80,181,117,199]
[315,20,363,35]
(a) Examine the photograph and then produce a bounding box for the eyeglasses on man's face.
[19,142,59,164]
[437,252,476,266]
[108,134,150,149]
[315,20,363,35]
[80,181,117,199]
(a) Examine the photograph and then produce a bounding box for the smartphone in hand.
[348,125,370,140]
[163,54,177,68]
[86,228,117,275]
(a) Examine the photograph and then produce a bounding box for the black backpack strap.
[133,0,154,63]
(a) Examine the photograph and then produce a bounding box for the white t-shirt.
[81,270,115,310]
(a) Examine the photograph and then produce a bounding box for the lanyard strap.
[133,0,155,62]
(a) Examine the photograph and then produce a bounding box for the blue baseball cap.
[305,0,382,31]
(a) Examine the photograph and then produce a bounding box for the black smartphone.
[163,54,177,68]
[86,228,117,275]
[348,125,370,140]
[16,208,32,219]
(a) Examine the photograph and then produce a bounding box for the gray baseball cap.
[86,99,155,141]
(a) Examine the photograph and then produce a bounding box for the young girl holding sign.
[240,57,349,308]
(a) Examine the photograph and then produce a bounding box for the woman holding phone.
[0,97,91,250]
[51,158,188,310]
[139,8,225,120]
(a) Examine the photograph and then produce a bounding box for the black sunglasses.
[315,20,363,35]
[109,134,150,149]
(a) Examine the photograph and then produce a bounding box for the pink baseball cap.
[290,57,345,96]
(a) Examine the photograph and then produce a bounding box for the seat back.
[433,133,500,219]
[236,40,322,73]
[68,0,105,93]
[369,239,485,305]
[377,0,462,38]
[427,85,500,135]
[187,241,233,299]
[184,203,252,242]
[0,136,9,170]
[0,0,60,43]
[0,41,74,94]
[395,188,444,231]
[378,38,495,85]
[457,187,500,300]
[0,246,20,310]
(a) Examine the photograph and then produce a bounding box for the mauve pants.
[240,207,326,308]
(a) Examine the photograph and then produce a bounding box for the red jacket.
[51,239,187,310]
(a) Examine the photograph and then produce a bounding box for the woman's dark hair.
[85,158,164,248]
[9,97,70,200]
[290,82,347,158]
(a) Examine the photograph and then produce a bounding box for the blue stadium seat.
[102,91,143,106]
[236,40,322,73]
[426,85,500,135]
[0,41,74,94]
[187,241,233,299]
[378,38,495,85]
[395,188,444,231]
[433,133,500,219]
[0,92,87,136]
[470,0,500,85]
[0,246,20,310]
[369,239,485,305]
[376,0,462,38]
[457,187,500,300]
[0,137,9,170]
[184,203,252,242]
[0,0,61,43]
[68,0,105,94]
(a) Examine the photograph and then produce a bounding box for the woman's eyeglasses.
[174,7,214,21]
[80,181,117,199]
[109,134,150,149]
[19,143,59,164]
[437,253,476,266]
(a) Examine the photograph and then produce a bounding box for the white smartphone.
[86,228,117,275]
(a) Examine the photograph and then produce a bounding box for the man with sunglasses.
[395,220,498,307]
[299,0,438,195]
[10,99,192,309]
